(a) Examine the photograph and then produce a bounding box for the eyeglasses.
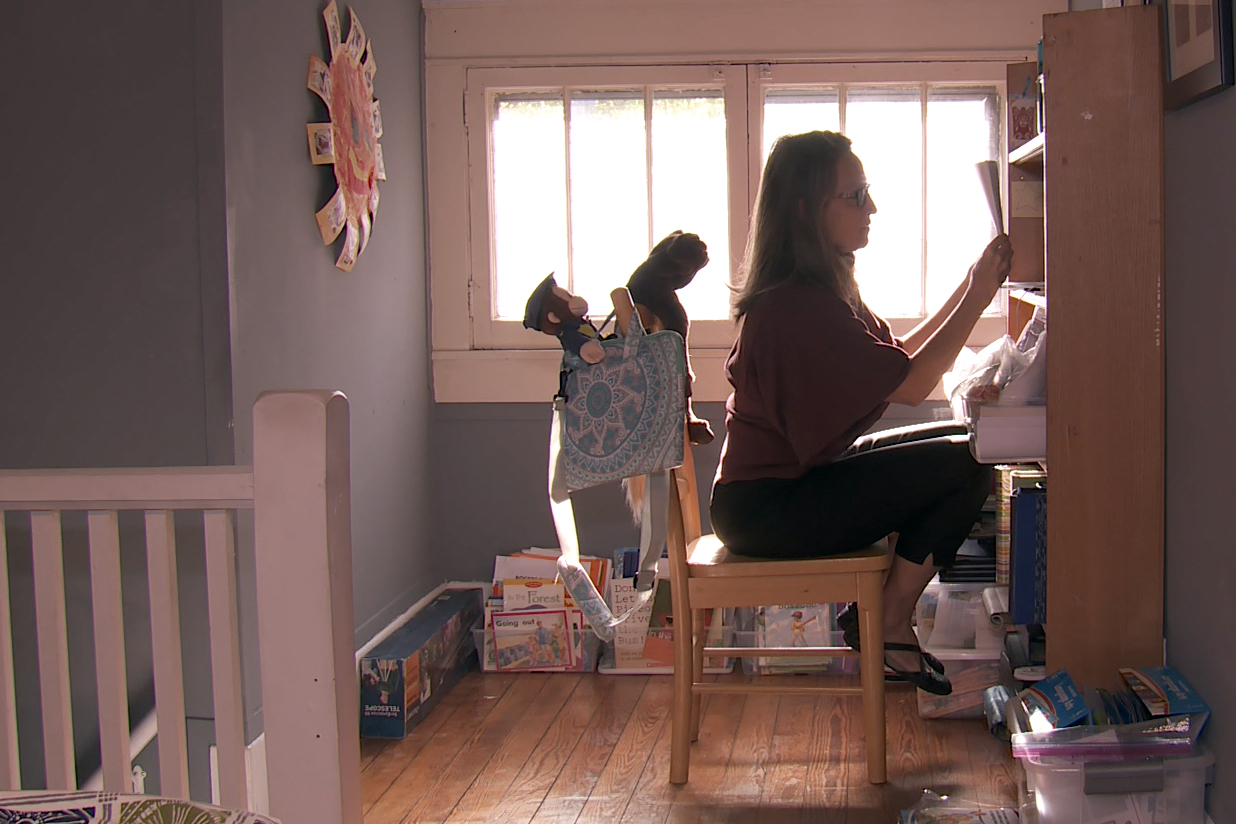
[836,183,872,210]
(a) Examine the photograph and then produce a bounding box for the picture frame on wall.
[1162,0,1234,108]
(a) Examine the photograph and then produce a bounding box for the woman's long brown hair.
[732,130,859,319]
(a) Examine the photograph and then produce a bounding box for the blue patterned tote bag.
[548,302,686,641]
[559,309,686,491]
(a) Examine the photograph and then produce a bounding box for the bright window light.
[487,74,1001,334]
[761,84,999,319]
[651,90,730,323]
[844,86,925,317]
[492,95,568,321]
[491,87,730,323]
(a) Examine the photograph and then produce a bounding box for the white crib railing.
[0,390,362,824]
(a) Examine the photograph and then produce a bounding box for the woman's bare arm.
[888,235,1012,406]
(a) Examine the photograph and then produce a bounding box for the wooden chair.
[664,439,893,785]
[604,286,891,785]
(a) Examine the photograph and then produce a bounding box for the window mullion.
[920,83,929,318]
[563,88,576,294]
[645,86,655,252]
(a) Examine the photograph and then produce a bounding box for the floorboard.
[361,669,1020,824]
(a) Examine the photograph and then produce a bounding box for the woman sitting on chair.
[709,130,1013,696]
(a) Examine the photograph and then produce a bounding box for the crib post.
[252,391,361,824]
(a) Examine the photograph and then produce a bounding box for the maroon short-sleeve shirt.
[716,283,911,482]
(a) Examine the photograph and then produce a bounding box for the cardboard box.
[1016,668,1089,730]
[359,587,484,738]
[1120,666,1210,720]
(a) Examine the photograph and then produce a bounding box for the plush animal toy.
[626,230,714,445]
[523,273,604,364]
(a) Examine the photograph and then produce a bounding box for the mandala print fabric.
[560,328,686,491]
[0,791,281,824]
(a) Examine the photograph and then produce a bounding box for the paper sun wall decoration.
[306,1,386,271]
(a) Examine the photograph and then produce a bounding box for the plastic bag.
[947,335,1027,404]
[1001,304,1047,404]
[899,790,1020,823]
[945,303,1047,406]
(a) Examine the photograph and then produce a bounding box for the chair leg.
[690,609,705,740]
[670,598,695,784]
[858,576,887,784]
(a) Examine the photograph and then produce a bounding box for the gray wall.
[220,0,431,638]
[1,0,233,791]
[1164,89,1236,821]
[1,4,232,472]
[218,0,431,734]
[1,0,431,797]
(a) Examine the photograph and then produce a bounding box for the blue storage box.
[359,588,484,738]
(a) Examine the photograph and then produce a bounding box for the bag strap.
[619,301,648,359]
[549,398,666,642]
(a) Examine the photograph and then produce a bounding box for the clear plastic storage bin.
[1018,746,1214,824]
[915,580,1004,652]
[733,629,859,676]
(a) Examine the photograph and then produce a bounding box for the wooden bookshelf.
[1006,61,1046,286]
[1005,286,1045,341]
[1031,5,1166,690]
[1009,132,1044,167]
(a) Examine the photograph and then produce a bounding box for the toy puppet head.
[523,273,588,333]
[654,230,709,289]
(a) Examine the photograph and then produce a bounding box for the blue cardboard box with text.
[360,588,484,738]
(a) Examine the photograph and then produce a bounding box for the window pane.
[762,87,841,160]
[492,94,568,320]
[569,91,649,317]
[846,86,923,317]
[652,89,730,321]
[491,76,1002,329]
[926,88,1001,312]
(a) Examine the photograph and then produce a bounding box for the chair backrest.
[673,440,704,548]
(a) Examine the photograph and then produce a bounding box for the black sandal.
[883,643,953,695]
[837,602,946,675]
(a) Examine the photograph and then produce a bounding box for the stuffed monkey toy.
[523,273,604,364]
[626,230,714,445]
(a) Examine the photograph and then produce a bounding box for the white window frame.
[424,0,1060,403]
[466,64,750,352]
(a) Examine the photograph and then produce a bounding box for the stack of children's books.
[478,548,610,672]
[481,547,735,674]
[600,547,733,674]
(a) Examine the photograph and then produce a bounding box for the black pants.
[709,421,993,568]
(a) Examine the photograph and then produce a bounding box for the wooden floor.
[359,668,1021,824]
